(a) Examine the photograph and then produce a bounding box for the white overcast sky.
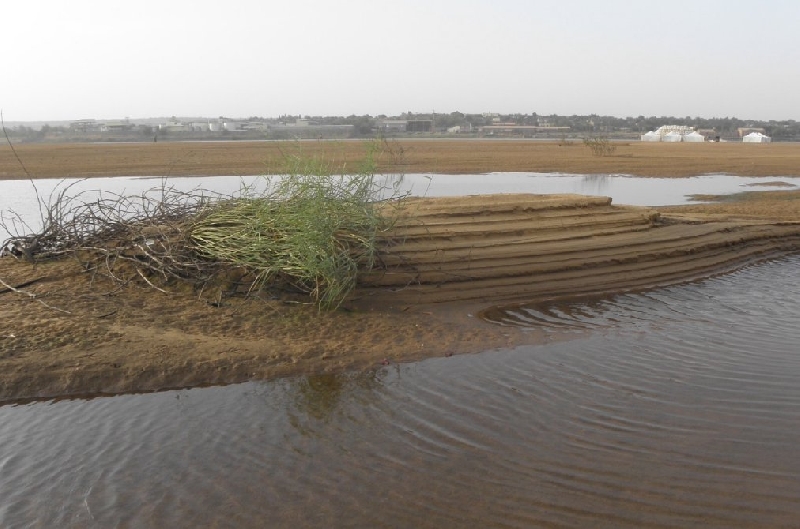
[2,0,798,122]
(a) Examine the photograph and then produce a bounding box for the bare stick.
[0,110,34,180]
[1,110,45,214]
[0,276,72,314]
[136,268,168,293]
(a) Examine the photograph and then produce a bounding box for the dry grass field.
[2,139,800,179]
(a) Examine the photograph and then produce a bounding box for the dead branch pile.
[2,184,231,288]
[1,177,401,308]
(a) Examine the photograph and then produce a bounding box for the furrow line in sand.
[389,194,613,216]
[376,222,656,262]
[386,211,656,240]
[381,201,658,250]
[389,203,648,227]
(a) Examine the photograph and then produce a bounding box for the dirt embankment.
[1,140,799,403]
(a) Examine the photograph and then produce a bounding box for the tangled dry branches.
[1,140,408,308]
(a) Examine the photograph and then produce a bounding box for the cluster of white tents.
[640,125,706,142]
[641,125,772,143]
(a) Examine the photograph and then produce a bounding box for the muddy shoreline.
[1,141,799,402]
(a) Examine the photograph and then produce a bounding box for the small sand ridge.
[356,194,800,305]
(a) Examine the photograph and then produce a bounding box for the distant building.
[241,121,268,131]
[188,121,214,132]
[407,120,433,133]
[70,119,101,132]
[101,119,135,132]
[379,120,408,133]
[159,120,188,132]
[222,120,242,131]
[481,125,569,136]
[738,127,766,138]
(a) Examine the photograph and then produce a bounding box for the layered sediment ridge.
[357,194,800,305]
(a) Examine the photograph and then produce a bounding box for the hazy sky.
[3,0,798,122]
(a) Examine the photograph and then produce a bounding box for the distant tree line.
[301,112,800,140]
[5,113,800,142]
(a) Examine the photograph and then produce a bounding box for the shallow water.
[1,173,797,241]
[2,255,799,527]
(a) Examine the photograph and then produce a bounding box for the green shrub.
[189,141,401,309]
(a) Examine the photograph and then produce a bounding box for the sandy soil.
[1,141,799,403]
[3,140,800,178]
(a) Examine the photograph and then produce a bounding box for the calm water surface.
[1,255,799,527]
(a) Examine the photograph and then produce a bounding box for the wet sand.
[1,141,799,402]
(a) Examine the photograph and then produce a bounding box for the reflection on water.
[1,257,800,527]
[288,369,391,424]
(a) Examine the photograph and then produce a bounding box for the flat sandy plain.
[3,139,800,178]
[1,140,799,402]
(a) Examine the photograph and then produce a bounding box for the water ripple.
[1,256,800,527]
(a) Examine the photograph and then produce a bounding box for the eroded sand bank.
[1,191,799,402]
[2,140,800,401]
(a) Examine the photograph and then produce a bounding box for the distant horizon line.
[3,112,798,124]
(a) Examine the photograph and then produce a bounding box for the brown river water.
[1,255,799,528]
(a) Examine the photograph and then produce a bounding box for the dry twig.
[0,276,71,314]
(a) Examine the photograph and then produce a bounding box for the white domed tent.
[743,132,772,143]
[682,131,705,142]
[640,131,661,142]
[662,132,683,143]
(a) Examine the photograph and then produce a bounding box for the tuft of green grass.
[189,140,402,309]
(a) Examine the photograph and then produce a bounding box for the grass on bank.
[190,141,405,308]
